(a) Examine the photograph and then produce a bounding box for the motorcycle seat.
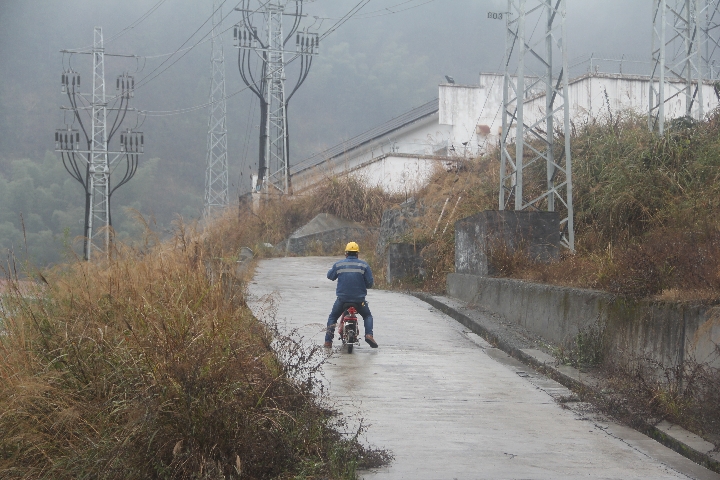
[342,302,360,310]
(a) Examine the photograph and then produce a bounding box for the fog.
[0,0,652,263]
[0,0,651,176]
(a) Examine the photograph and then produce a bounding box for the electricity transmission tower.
[234,0,318,194]
[56,27,144,261]
[204,1,229,217]
[499,0,574,251]
[703,1,720,79]
[649,0,719,133]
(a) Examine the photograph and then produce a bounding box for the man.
[324,241,378,349]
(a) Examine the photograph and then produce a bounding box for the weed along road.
[247,257,719,480]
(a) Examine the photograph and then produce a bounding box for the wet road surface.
[247,257,719,480]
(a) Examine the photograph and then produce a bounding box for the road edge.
[411,291,720,476]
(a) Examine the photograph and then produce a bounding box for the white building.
[289,100,454,194]
[290,72,719,193]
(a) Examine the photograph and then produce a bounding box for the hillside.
[197,110,720,302]
[0,219,389,479]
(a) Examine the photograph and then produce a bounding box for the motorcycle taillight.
[348,307,357,314]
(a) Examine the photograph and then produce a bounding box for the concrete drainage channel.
[412,291,720,476]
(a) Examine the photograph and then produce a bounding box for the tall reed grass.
[386,109,720,299]
[0,219,388,479]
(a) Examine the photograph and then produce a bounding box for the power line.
[347,0,437,19]
[133,0,235,90]
[315,0,436,22]
[134,0,275,91]
[71,0,169,52]
[136,0,371,118]
[140,83,256,116]
[319,0,373,41]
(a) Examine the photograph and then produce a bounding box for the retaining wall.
[386,242,425,283]
[447,273,720,369]
[455,211,559,276]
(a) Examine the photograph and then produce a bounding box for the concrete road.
[247,257,719,480]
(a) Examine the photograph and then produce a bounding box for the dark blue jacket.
[327,255,374,302]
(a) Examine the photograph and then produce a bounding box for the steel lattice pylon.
[703,0,720,78]
[56,28,144,261]
[500,0,574,251]
[649,0,714,134]
[264,4,289,194]
[234,1,317,196]
[204,2,229,216]
[88,27,110,260]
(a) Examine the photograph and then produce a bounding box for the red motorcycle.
[338,303,360,353]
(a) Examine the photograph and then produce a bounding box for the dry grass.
[512,111,720,299]
[603,355,720,445]
[368,158,499,291]
[373,110,720,300]
[206,175,399,261]
[0,218,390,479]
[200,110,720,302]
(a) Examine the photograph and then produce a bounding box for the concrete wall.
[285,213,373,255]
[286,227,371,255]
[290,115,453,193]
[347,154,456,194]
[439,76,505,157]
[441,73,719,160]
[376,198,424,256]
[447,273,720,370]
[386,243,425,283]
[455,211,560,276]
[523,73,719,128]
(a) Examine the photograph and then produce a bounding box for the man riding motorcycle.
[324,241,378,349]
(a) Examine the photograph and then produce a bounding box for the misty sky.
[0,0,652,196]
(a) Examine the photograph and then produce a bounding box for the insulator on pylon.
[117,78,120,90]
[77,75,80,87]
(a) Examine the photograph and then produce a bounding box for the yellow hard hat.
[345,241,360,252]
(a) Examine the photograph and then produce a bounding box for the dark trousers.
[325,297,373,343]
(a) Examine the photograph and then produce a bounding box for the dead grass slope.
[385,110,720,300]
[0,220,389,479]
